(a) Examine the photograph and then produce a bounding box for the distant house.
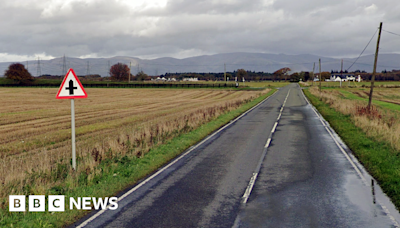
[330,73,356,82]
[182,77,198,82]
[152,77,167,81]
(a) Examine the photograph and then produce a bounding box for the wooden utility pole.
[340,59,343,88]
[224,63,226,82]
[312,62,315,86]
[368,22,383,109]
[319,59,322,92]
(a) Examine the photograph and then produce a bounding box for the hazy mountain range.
[1,52,400,77]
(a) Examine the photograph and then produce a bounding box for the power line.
[86,61,90,76]
[343,59,400,69]
[346,28,379,71]
[62,55,67,75]
[383,29,400,37]
[36,57,41,77]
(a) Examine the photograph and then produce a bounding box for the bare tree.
[110,63,130,81]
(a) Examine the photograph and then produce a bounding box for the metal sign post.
[56,69,87,170]
[71,99,76,170]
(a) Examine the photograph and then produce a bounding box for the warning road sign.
[56,69,87,99]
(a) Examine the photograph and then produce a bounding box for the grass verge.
[304,89,400,211]
[1,89,276,228]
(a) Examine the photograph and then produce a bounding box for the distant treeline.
[161,71,275,81]
[4,69,400,84]
[39,71,279,81]
[0,82,237,89]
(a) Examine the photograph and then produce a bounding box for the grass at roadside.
[304,89,400,211]
[1,89,276,227]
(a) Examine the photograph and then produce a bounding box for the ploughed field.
[0,87,266,200]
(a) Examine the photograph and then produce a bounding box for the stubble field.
[0,87,267,202]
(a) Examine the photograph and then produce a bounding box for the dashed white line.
[271,122,278,133]
[242,172,258,204]
[264,138,271,148]
[242,89,291,205]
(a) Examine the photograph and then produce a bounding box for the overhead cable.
[346,28,378,71]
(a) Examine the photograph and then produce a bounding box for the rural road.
[73,84,400,228]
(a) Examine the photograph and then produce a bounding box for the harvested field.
[0,87,268,200]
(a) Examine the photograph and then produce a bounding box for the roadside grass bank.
[1,89,275,227]
[303,88,400,211]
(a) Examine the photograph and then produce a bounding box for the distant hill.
[1,53,399,77]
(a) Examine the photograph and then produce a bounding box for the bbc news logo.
[9,195,118,212]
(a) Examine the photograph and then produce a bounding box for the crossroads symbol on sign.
[66,80,78,95]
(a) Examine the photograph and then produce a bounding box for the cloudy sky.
[0,0,399,62]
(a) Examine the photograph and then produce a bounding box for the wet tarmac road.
[73,84,400,228]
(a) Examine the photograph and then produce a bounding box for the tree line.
[6,62,399,84]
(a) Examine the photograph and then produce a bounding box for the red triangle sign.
[56,69,87,99]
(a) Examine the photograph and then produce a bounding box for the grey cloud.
[0,0,398,62]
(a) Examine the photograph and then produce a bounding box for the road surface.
[73,84,400,228]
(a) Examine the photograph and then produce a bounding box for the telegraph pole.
[312,62,315,86]
[224,63,226,82]
[340,59,343,88]
[319,59,322,92]
[368,22,383,110]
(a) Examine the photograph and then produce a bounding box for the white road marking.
[300,89,366,183]
[271,122,278,133]
[242,173,258,204]
[264,138,271,148]
[242,89,291,205]
[76,90,279,227]
[382,205,400,227]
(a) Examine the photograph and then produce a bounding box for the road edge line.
[300,86,400,227]
[300,87,366,183]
